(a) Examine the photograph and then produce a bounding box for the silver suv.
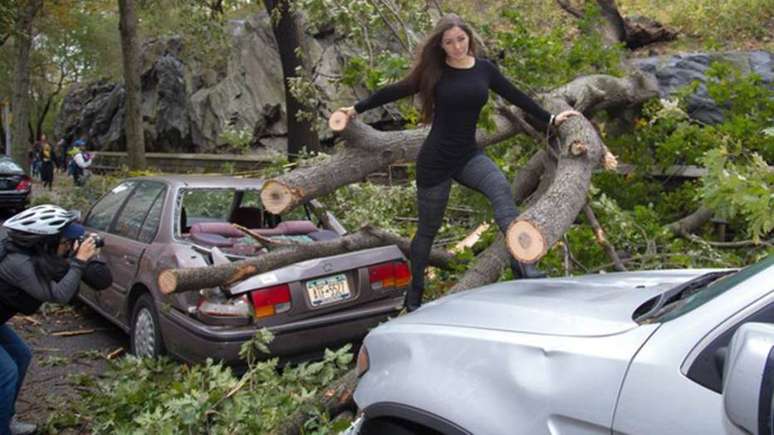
[349,255,774,435]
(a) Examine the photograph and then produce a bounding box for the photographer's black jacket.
[0,234,112,323]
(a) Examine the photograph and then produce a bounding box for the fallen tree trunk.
[260,112,524,214]
[158,225,457,294]
[505,73,657,264]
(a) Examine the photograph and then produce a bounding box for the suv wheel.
[130,294,165,358]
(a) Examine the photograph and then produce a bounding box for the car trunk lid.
[227,245,408,324]
[394,270,712,337]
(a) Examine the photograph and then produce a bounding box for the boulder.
[54,11,402,154]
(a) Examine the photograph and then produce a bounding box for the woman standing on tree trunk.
[337,14,580,311]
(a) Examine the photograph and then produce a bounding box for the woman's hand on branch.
[338,106,357,119]
[554,110,582,126]
[329,106,357,132]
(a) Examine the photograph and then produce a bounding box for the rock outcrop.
[631,51,773,124]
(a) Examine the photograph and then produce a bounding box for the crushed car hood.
[397,269,715,337]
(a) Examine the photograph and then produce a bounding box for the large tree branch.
[666,206,714,237]
[158,225,456,294]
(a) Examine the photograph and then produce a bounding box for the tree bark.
[666,206,714,236]
[623,15,678,49]
[263,0,321,159]
[11,0,43,174]
[505,97,604,263]
[118,0,146,170]
[158,225,456,294]
[596,0,627,47]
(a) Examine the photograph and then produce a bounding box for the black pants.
[40,161,54,190]
[407,153,518,309]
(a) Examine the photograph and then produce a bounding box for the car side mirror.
[723,322,774,435]
[70,209,82,222]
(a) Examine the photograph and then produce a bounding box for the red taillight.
[250,284,291,318]
[15,177,30,191]
[368,261,411,290]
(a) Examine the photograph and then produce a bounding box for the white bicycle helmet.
[3,205,77,235]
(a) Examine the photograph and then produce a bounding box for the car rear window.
[180,189,236,226]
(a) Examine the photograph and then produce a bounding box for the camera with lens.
[78,233,105,249]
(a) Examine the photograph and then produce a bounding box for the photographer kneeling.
[0,205,112,435]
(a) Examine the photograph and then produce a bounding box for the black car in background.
[0,156,31,213]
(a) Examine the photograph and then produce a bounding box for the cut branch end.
[261,180,295,214]
[506,220,547,263]
[158,269,177,295]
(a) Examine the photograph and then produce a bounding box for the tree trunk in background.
[596,0,627,47]
[1,102,9,154]
[263,0,321,160]
[118,0,147,170]
[11,0,42,174]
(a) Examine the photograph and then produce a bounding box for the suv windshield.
[642,255,773,323]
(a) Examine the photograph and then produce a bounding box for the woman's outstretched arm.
[354,79,419,114]
[485,60,553,125]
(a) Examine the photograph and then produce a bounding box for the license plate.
[306,274,351,307]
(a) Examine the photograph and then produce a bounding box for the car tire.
[130,293,166,358]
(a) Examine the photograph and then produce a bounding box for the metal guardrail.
[91,151,278,174]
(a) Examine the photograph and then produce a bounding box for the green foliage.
[43,329,353,434]
[217,125,253,154]
[704,61,774,161]
[625,0,774,44]
[323,181,417,237]
[484,6,624,92]
[700,147,773,242]
[604,61,772,244]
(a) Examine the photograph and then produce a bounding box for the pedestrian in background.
[38,135,56,191]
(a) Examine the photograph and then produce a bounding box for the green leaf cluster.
[483,6,625,92]
[700,147,773,242]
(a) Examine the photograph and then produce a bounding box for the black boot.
[404,286,423,312]
[511,259,547,279]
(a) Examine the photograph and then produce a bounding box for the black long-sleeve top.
[355,58,552,187]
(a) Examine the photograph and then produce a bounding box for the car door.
[100,181,166,324]
[81,181,139,310]
[613,259,774,434]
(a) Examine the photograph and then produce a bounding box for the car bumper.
[0,191,29,207]
[158,296,404,365]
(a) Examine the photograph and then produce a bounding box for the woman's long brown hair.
[399,14,477,124]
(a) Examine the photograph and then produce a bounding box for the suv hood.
[397,269,715,337]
